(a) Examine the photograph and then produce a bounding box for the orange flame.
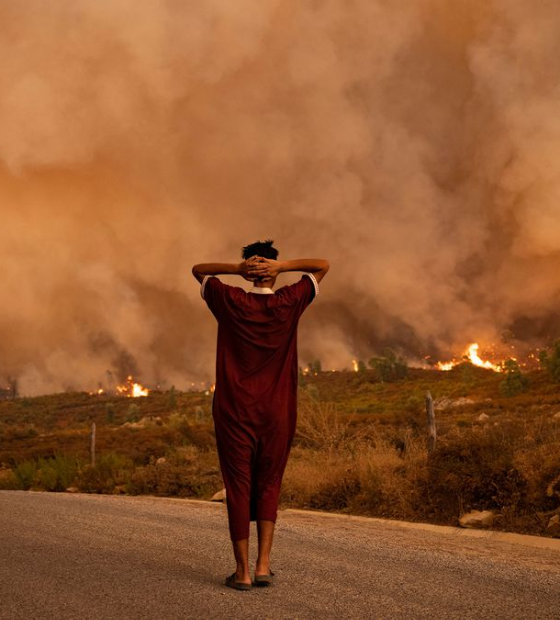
[116,375,149,397]
[437,343,504,373]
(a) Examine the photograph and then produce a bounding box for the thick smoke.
[1,0,560,395]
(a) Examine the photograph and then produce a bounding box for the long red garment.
[201,273,318,540]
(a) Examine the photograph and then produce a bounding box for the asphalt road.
[1,490,559,619]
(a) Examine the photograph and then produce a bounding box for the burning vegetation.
[116,376,149,398]
[436,343,506,373]
[88,376,149,398]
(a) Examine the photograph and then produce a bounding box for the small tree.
[126,403,140,422]
[306,359,322,374]
[167,385,177,409]
[539,340,560,383]
[105,403,116,424]
[499,359,527,397]
[357,360,367,373]
[368,348,408,382]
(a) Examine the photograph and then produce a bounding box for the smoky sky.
[1,0,560,395]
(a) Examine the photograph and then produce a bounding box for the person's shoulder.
[275,274,319,302]
[201,275,231,299]
[205,276,248,293]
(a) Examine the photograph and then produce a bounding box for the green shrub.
[35,453,80,491]
[499,359,528,397]
[77,452,134,493]
[306,359,322,374]
[404,393,424,414]
[368,348,408,382]
[13,460,38,490]
[126,403,140,422]
[539,340,560,382]
[127,452,220,498]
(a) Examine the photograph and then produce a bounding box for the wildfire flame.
[116,376,149,397]
[352,359,359,372]
[437,342,504,373]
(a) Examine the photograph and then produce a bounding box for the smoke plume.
[1,0,560,394]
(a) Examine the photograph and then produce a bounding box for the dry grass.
[284,396,429,520]
[282,392,560,533]
[1,370,560,536]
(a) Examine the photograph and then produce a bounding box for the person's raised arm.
[191,257,260,284]
[249,258,330,283]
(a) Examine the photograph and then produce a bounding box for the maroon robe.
[201,273,319,540]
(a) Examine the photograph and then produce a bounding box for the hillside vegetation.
[1,364,559,538]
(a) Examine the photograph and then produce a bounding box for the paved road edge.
[5,490,559,552]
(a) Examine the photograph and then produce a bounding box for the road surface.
[1,490,559,619]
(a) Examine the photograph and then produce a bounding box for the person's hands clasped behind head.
[246,257,282,281]
[238,256,262,282]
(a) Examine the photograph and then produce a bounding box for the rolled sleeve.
[200,275,213,299]
[303,273,319,300]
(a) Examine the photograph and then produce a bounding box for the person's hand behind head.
[247,257,282,280]
[238,256,261,282]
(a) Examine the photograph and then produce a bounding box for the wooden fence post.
[425,390,436,453]
[90,422,96,467]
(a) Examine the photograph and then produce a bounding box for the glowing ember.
[437,342,504,373]
[352,359,359,372]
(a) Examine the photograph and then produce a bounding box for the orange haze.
[1,1,560,394]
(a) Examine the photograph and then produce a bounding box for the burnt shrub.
[426,426,528,518]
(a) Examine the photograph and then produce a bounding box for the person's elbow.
[191,265,204,283]
[315,259,330,283]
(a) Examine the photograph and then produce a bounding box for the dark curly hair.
[241,239,279,260]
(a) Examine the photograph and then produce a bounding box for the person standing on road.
[192,239,329,590]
